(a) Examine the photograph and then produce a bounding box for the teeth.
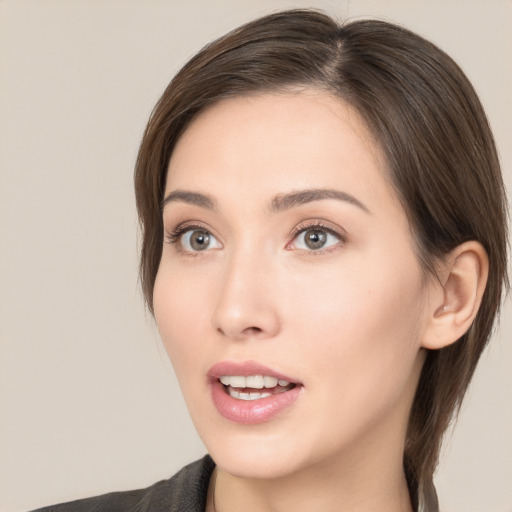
[230,376,246,388]
[246,375,264,388]
[250,391,271,399]
[263,376,278,388]
[219,375,290,389]
[228,387,272,400]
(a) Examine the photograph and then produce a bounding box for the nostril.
[243,326,263,335]
[217,325,263,338]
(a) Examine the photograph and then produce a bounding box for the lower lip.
[210,380,302,424]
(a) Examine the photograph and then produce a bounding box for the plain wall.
[1,1,510,511]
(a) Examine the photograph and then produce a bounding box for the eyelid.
[164,221,223,252]
[165,220,209,241]
[286,219,347,251]
[164,219,346,253]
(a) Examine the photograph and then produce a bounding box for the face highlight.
[153,91,433,480]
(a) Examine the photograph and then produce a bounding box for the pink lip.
[208,360,299,382]
[208,360,303,425]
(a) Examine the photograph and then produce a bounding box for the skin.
[153,90,444,512]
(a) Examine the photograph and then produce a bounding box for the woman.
[33,9,507,512]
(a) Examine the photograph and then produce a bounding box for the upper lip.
[208,360,300,384]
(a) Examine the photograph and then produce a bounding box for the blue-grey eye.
[294,228,339,250]
[181,229,221,251]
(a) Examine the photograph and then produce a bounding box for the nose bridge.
[212,241,280,340]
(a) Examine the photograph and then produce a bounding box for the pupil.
[305,229,326,249]
[191,231,209,250]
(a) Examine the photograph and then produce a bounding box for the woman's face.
[154,91,435,479]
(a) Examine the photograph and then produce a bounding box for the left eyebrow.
[270,188,371,214]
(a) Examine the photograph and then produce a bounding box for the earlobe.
[422,241,489,350]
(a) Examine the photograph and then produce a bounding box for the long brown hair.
[134,10,508,511]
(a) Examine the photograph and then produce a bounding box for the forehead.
[165,90,400,215]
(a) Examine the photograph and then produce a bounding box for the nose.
[212,251,281,341]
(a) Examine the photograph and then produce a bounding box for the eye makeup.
[286,219,347,255]
[164,216,348,258]
[164,220,222,256]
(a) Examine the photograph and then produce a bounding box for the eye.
[168,226,222,253]
[289,224,343,252]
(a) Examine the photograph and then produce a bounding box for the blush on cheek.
[154,281,208,359]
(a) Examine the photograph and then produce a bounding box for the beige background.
[0,1,510,511]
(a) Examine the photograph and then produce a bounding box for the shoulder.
[31,455,215,512]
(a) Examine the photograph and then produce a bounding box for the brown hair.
[134,9,508,511]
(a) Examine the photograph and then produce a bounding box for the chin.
[199,424,316,480]
[211,446,304,480]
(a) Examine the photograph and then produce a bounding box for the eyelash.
[166,223,205,244]
[165,222,217,252]
[287,221,346,254]
[164,220,346,254]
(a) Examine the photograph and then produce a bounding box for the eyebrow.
[270,188,370,214]
[162,190,216,210]
[162,188,370,214]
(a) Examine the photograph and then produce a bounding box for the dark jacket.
[31,455,215,512]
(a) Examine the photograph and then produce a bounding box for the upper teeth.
[219,375,290,388]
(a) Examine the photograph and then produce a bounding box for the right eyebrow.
[161,190,216,210]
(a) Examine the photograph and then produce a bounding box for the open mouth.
[209,363,302,423]
[219,375,296,401]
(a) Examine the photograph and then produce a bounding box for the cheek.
[284,254,426,395]
[153,268,213,381]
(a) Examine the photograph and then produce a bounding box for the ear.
[422,241,489,350]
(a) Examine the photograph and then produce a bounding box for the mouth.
[219,375,296,401]
[209,361,302,424]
